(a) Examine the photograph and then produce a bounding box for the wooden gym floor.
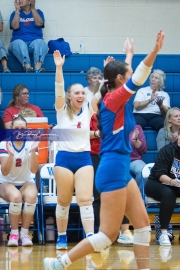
[0,231,180,270]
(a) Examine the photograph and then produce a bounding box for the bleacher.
[1,53,180,164]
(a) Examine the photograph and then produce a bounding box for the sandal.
[3,67,11,73]
[35,68,46,73]
[25,67,33,73]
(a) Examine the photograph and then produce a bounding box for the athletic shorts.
[95,152,132,192]
[55,151,93,173]
[0,180,35,188]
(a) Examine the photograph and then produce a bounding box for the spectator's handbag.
[48,38,72,56]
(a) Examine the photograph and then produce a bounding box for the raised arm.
[91,56,115,112]
[30,141,39,174]
[1,142,14,176]
[130,30,164,88]
[123,38,134,67]
[30,0,44,27]
[53,50,66,110]
[144,30,164,67]
[11,0,20,29]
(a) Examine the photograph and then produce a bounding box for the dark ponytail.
[96,60,129,137]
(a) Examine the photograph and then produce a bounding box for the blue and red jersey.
[99,78,140,155]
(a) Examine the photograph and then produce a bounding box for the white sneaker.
[117,250,135,264]
[158,232,171,246]
[43,258,64,270]
[117,230,133,244]
[159,246,172,262]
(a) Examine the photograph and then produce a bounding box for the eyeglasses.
[20,92,29,96]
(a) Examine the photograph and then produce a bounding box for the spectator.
[129,125,148,193]
[8,0,48,73]
[3,84,44,128]
[156,107,180,151]
[18,107,37,117]
[133,69,170,131]
[145,138,180,246]
[0,11,11,73]
[85,67,102,102]
[0,116,39,247]
[117,125,147,245]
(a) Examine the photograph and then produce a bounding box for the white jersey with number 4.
[56,102,95,152]
[0,140,38,185]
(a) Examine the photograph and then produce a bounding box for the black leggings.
[133,113,164,131]
[145,179,180,229]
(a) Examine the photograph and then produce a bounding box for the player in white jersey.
[0,116,39,247]
[53,50,104,250]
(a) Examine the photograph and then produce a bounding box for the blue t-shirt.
[99,78,140,155]
[10,9,45,42]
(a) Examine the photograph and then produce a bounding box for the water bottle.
[79,41,85,54]
[46,217,55,241]
[0,217,4,242]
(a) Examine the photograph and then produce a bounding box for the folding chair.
[40,163,84,244]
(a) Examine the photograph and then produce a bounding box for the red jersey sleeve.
[104,86,133,113]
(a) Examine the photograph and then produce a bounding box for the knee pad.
[133,226,151,246]
[56,204,70,219]
[9,202,22,215]
[88,231,112,252]
[23,202,36,215]
[80,205,94,221]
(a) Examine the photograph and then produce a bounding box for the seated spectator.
[18,107,36,117]
[117,124,147,245]
[133,69,170,131]
[0,11,11,73]
[3,84,44,128]
[8,0,48,73]
[85,67,102,102]
[129,124,148,194]
[145,138,180,246]
[0,116,39,247]
[156,107,180,151]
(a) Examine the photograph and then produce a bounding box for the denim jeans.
[8,39,48,67]
[130,159,146,195]
[0,38,7,61]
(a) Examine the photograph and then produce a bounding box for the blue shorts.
[55,151,93,173]
[95,152,132,192]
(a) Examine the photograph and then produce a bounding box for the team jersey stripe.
[113,126,124,135]
[0,149,8,154]
[125,77,140,92]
